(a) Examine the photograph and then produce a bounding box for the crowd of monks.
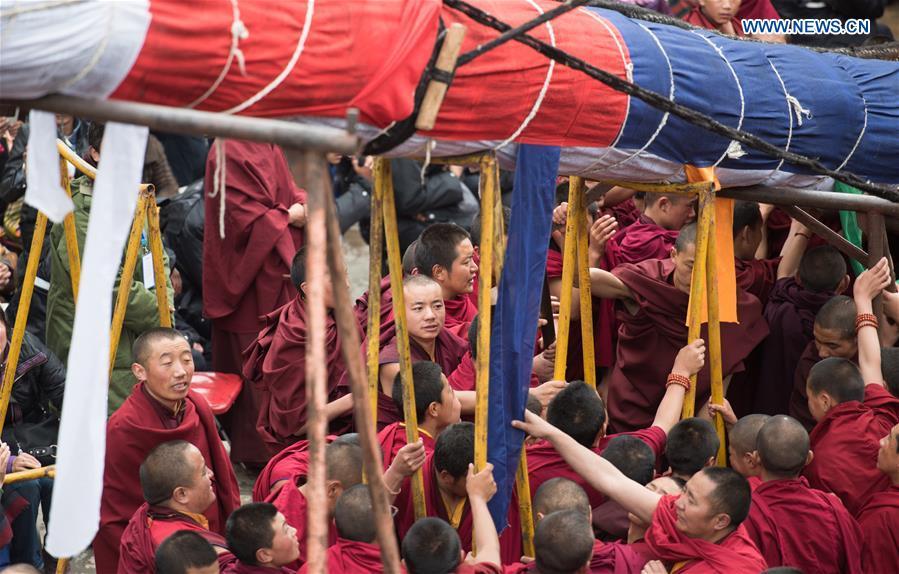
[90,142,898,574]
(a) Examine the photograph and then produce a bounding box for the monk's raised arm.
[776,218,811,279]
[589,268,632,300]
[512,411,661,524]
[651,339,706,433]
[854,257,892,387]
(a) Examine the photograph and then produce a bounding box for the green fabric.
[835,181,866,277]
[45,176,174,413]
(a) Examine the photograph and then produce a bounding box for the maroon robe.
[682,7,745,35]
[118,503,236,574]
[268,484,337,571]
[644,496,766,573]
[602,198,641,231]
[757,279,834,416]
[393,453,523,564]
[204,140,305,464]
[789,342,827,430]
[503,539,647,573]
[804,384,899,515]
[857,485,899,573]
[223,563,296,574]
[377,422,436,468]
[376,329,467,428]
[243,295,355,452]
[95,384,241,573]
[252,435,337,502]
[355,275,396,347]
[608,259,768,432]
[734,257,779,305]
[298,539,383,574]
[444,293,478,340]
[743,478,863,573]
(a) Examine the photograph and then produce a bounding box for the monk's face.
[433,376,462,429]
[178,445,216,513]
[813,324,857,360]
[699,0,740,25]
[405,282,446,342]
[300,266,338,309]
[674,472,730,541]
[670,243,696,295]
[805,386,832,423]
[628,477,683,538]
[657,196,696,231]
[436,239,478,296]
[876,423,899,476]
[137,336,194,403]
[259,512,300,567]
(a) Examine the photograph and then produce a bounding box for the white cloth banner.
[24,110,73,223]
[45,122,148,558]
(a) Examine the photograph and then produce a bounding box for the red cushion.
[190,372,242,415]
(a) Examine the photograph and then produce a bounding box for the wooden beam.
[474,154,497,471]
[367,161,387,421]
[416,23,467,131]
[571,177,596,389]
[704,193,727,467]
[720,185,899,217]
[682,183,712,420]
[868,213,886,337]
[553,179,582,380]
[146,195,172,328]
[781,205,868,263]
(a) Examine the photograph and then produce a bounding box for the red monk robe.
[223,563,295,574]
[804,384,899,515]
[298,539,383,574]
[376,329,467,428]
[756,278,834,416]
[743,478,863,573]
[789,342,829,430]
[243,294,356,453]
[355,275,396,347]
[394,453,523,565]
[503,539,647,574]
[118,503,237,574]
[608,259,768,432]
[602,198,641,231]
[268,480,338,571]
[204,140,305,465]
[378,422,436,468]
[95,384,241,574]
[857,485,899,573]
[252,436,337,502]
[682,7,745,35]
[643,496,766,573]
[444,294,478,340]
[734,257,780,305]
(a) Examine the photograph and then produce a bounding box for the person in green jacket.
[46,123,173,412]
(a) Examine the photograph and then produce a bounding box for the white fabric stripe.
[493,0,555,151]
[187,0,249,108]
[222,0,314,114]
[46,122,149,558]
[24,110,73,223]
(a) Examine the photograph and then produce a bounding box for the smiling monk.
[94,328,241,573]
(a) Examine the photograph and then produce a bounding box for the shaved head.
[132,327,186,366]
[140,440,196,505]
[534,510,595,574]
[533,478,590,520]
[757,416,810,478]
[675,222,697,253]
[403,273,440,292]
[730,414,771,456]
[334,485,376,543]
[807,357,864,404]
[326,441,363,488]
[815,296,856,340]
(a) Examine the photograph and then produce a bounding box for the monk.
[400,463,503,574]
[601,191,693,270]
[593,436,656,540]
[414,223,479,339]
[223,503,300,573]
[252,434,351,502]
[716,412,770,490]
[757,246,848,416]
[804,258,899,514]
[505,477,647,573]
[513,411,767,573]
[270,439,424,569]
[118,441,235,573]
[393,422,522,563]
[743,415,862,573]
[665,418,719,482]
[203,140,306,465]
[353,239,420,346]
[95,328,240,573]
[528,339,703,508]
[299,485,384,574]
[378,361,460,467]
[625,476,685,551]
[856,421,899,572]
[592,223,768,432]
[533,510,596,574]
[377,275,467,427]
[155,531,221,574]
[789,295,857,429]
[244,247,356,453]
[683,0,744,35]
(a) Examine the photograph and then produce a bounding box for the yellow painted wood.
[681,188,712,419]
[146,196,172,328]
[109,192,149,376]
[553,179,582,380]
[474,154,497,471]
[59,156,81,302]
[571,177,596,389]
[368,160,387,422]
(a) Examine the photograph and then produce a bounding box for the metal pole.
[475,154,497,471]
[145,196,172,328]
[367,161,387,422]
[571,177,596,389]
[6,95,360,155]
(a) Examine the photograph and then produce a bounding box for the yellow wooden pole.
[3,465,55,485]
[474,154,496,471]
[59,156,81,302]
[0,212,48,436]
[681,186,712,419]
[56,139,153,192]
[570,177,596,389]
[704,195,727,466]
[368,161,387,422]
[109,191,150,376]
[516,449,536,557]
[380,158,427,520]
[552,179,582,380]
[491,164,505,284]
[145,195,172,328]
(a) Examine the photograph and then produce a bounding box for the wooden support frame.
[367,161,387,421]
[553,180,581,380]
[416,23,467,131]
[572,177,597,389]
[681,183,712,420]
[781,205,868,263]
[474,154,497,471]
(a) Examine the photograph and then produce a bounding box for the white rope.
[222,0,314,114]
[786,95,812,127]
[835,94,867,172]
[370,120,397,141]
[492,0,556,151]
[763,60,795,182]
[187,0,249,109]
[210,139,227,239]
[421,138,436,184]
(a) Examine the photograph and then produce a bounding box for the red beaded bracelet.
[666,373,691,391]
[856,313,879,331]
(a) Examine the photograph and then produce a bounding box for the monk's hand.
[588,214,618,266]
[672,339,706,377]
[641,560,668,574]
[707,399,738,427]
[466,463,497,503]
[390,440,427,477]
[529,380,567,409]
[552,202,569,226]
[0,443,10,482]
[0,263,11,291]
[288,202,307,228]
[512,409,558,441]
[11,452,41,472]
[854,257,891,307]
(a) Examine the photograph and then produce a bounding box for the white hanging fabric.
[24,110,73,223]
